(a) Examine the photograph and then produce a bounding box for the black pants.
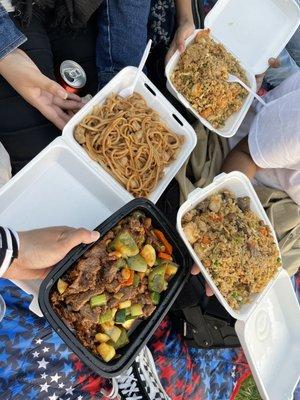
[0,11,98,174]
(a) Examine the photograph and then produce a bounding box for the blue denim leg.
[0,4,26,60]
[96,0,151,89]
[286,25,300,67]
[264,0,300,87]
[264,48,300,88]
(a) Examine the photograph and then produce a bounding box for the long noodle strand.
[74,93,183,197]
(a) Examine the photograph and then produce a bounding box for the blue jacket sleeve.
[0,4,27,60]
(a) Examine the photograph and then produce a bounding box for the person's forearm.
[222,149,258,179]
[0,48,29,86]
[175,0,193,24]
[222,137,259,179]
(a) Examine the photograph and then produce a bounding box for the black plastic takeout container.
[39,198,192,377]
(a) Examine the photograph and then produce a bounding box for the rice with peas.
[171,29,249,129]
[182,190,281,309]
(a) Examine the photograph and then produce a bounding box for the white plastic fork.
[227,74,267,107]
[119,39,152,98]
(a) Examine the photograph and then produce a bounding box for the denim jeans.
[264,0,300,87]
[96,0,151,89]
[264,32,300,87]
[0,4,26,60]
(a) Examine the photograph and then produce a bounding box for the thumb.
[205,283,214,297]
[191,264,200,275]
[40,75,68,100]
[176,32,186,54]
[61,228,100,251]
[177,41,185,54]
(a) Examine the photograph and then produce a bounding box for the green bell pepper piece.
[150,292,160,305]
[133,273,140,288]
[90,293,107,308]
[98,310,113,324]
[148,265,167,293]
[108,328,129,349]
[109,231,139,257]
[130,304,143,317]
[127,254,147,272]
[115,309,127,324]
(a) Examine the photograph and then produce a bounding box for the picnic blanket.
[0,275,299,400]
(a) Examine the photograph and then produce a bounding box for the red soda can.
[59,60,86,94]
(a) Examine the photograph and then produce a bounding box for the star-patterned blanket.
[0,274,299,400]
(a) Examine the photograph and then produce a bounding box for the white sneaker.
[103,346,170,400]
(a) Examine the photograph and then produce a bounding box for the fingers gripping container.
[177,171,300,400]
[0,66,196,316]
[39,198,192,377]
[165,0,300,137]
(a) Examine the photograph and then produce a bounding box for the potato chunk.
[97,343,116,362]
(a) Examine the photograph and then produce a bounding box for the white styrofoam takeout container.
[177,171,281,321]
[0,66,196,316]
[63,66,197,204]
[0,139,132,316]
[177,171,300,400]
[166,0,300,137]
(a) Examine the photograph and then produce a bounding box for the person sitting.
[0,1,99,173]
[96,0,195,89]
[222,71,300,206]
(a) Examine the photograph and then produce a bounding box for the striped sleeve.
[0,227,19,277]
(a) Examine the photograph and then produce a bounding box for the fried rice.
[182,190,281,309]
[171,29,249,129]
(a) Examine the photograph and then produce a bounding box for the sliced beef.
[247,241,260,258]
[118,286,139,301]
[137,277,148,294]
[143,304,156,318]
[50,291,61,307]
[121,216,145,248]
[78,304,105,325]
[63,256,102,297]
[53,304,77,327]
[102,260,119,283]
[135,291,152,306]
[65,286,105,311]
[197,198,209,212]
[105,279,122,293]
[237,196,250,212]
[107,296,120,309]
[75,321,98,351]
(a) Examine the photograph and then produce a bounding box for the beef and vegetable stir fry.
[51,211,178,362]
[182,190,281,310]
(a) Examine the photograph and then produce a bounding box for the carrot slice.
[121,270,134,286]
[158,252,173,261]
[154,230,173,255]
[259,227,268,236]
[201,235,211,245]
[121,267,131,281]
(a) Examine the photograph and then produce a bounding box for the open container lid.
[0,138,131,316]
[204,0,300,74]
[235,269,300,400]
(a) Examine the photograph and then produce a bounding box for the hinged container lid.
[204,0,300,74]
[0,138,131,316]
[235,269,300,400]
